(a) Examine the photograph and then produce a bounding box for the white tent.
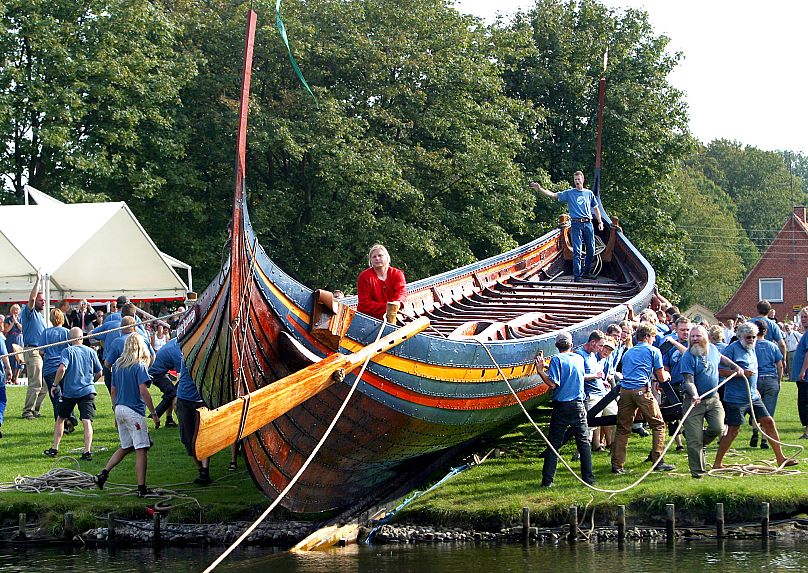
[0,187,191,303]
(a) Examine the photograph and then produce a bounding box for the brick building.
[716,206,808,323]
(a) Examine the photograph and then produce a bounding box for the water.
[1,540,805,573]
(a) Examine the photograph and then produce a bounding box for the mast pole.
[593,50,607,198]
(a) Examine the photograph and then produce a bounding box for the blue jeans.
[570,221,595,278]
[0,377,6,426]
[541,400,595,485]
[757,375,780,444]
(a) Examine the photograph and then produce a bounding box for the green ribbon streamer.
[276,0,317,104]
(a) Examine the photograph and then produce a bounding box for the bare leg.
[135,448,148,486]
[82,420,93,453]
[714,426,740,468]
[759,417,790,463]
[105,447,133,473]
[52,416,66,450]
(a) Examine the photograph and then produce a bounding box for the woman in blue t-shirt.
[95,334,160,497]
[3,304,23,385]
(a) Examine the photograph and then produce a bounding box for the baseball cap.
[116,295,129,306]
[555,331,572,345]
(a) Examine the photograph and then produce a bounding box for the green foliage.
[671,163,750,311]
[494,0,692,296]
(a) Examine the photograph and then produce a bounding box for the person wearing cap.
[534,331,595,487]
[530,171,604,282]
[610,321,675,474]
[21,271,48,420]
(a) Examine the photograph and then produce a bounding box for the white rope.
[476,340,803,497]
[201,317,389,573]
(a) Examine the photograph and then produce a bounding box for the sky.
[454,0,807,155]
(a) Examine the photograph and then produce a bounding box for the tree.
[492,0,692,296]
[207,0,539,290]
[0,0,197,205]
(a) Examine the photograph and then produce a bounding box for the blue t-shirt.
[556,188,597,220]
[754,338,783,377]
[20,305,45,348]
[59,344,102,398]
[679,344,721,398]
[104,332,155,367]
[111,362,151,416]
[91,320,120,345]
[0,332,6,385]
[792,330,808,382]
[575,348,605,397]
[41,326,70,376]
[149,339,201,402]
[547,352,585,402]
[721,340,759,403]
[620,342,663,390]
[104,311,122,324]
[662,338,687,385]
[750,317,783,344]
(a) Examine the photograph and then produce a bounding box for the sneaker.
[228,461,238,472]
[750,431,759,448]
[32,412,42,418]
[95,470,109,490]
[540,481,554,488]
[194,472,212,486]
[612,467,626,475]
[691,473,705,479]
[43,448,58,457]
[675,445,684,452]
[632,427,650,438]
[165,419,178,428]
[80,451,92,461]
[137,486,154,497]
[22,414,35,420]
[64,419,76,434]
[653,463,676,472]
[760,441,769,450]
[799,434,808,440]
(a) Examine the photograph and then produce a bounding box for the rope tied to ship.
[201,316,390,573]
[474,340,804,498]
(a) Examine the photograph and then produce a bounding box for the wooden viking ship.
[178,10,656,513]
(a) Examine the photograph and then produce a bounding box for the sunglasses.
[742,335,756,340]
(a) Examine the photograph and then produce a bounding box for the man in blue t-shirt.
[611,322,675,474]
[750,320,784,449]
[21,271,47,420]
[531,171,604,282]
[0,331,10,437]
[149,338,213,486]
[535,331,595,487]
[45,328,103,460]
[715,322,797,469]
[750,300,787,366]
[791,309,808,438]
[679,325,742,478]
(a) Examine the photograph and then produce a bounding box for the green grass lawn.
[0,384,267,530]
[400,381,808,528]
[3,380,807,532]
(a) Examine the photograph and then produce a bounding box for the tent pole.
[43,274,52,327]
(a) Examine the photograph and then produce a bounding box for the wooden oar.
[193,317,430,460]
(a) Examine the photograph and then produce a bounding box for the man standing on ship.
[531,171,604,282]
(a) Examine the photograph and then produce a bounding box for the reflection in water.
[0,539,805,572]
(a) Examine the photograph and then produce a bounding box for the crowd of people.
[537,294,808,485]
[0,272,208,496]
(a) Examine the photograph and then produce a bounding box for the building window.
[759,278,783,303]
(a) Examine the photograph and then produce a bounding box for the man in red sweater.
[357,244,407,320]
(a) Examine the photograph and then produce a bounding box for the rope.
[0,309,186,363]
[202,316,389,573]
[475,340,803,498]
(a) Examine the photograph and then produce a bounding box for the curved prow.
[193,317,430,460]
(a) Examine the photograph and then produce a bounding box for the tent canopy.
[0,187,191,303]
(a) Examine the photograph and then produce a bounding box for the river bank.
[1,383,807,539]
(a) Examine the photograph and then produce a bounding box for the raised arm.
[530,181,558,200]
[28,270,41,307]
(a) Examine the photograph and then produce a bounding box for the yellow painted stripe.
[250,246,310,323]
[340,338,535,383]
